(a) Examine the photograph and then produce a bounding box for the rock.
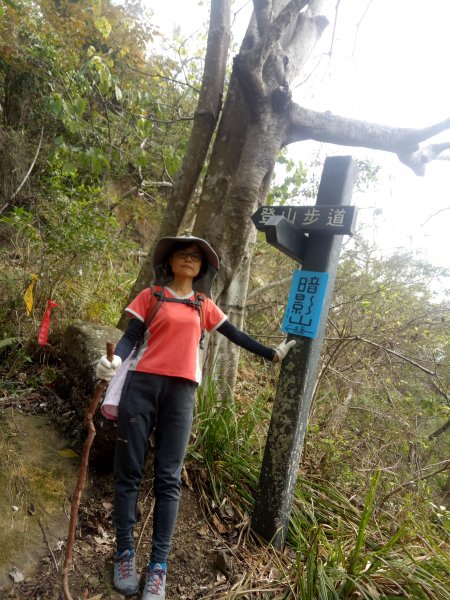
[213,550,232,579]
[174,548,189,562]
[87,575,101,587]
[55,322,123,469]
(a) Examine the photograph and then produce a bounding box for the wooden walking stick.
[62,342,115,600]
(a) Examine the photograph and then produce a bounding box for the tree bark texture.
[193,1,333,385]
[203,227,257,394]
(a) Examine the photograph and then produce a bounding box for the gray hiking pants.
[113,371,196,563]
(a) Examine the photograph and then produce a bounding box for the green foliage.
[268,149,308,205]
[310,238,450,500]
[0,161,135,344]
[0,337,22,349]
[0,0,208,374]
[289,516,450,599]
[190,378,268,512]
[0,0,200,203]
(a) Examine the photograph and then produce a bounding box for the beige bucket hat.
[153,235,219,297]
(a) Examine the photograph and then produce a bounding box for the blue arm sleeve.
[216,320,275,361]
[115,318,146,360]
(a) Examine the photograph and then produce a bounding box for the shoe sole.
[114,581,139,596]
[118,587,139,597]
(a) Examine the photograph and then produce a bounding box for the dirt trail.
[1,408,243,599]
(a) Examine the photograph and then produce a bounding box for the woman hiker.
[95,236,295,599]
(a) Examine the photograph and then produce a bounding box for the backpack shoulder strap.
[144,284,164,329]
[195,292,206,349]
[131,286,163,358]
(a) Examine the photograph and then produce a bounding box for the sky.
[146,1,450,275]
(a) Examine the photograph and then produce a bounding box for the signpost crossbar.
[252,204,358,235]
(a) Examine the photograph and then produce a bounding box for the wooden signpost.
[251,155,357,548]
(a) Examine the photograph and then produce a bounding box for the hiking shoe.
[142,563,166,599]
[114,549,139,596]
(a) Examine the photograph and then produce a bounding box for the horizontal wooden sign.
[251,205,358,235]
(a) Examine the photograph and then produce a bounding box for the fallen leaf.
[9,566,24,583]
[268,567,280,581]
[214,551,232,577]
[28,503,36,515]
[75,541,93,557]
[93,535,110,545]
[197,524,209,537]
[212,513,228,534]
[58,448,80,459]
[181,466,193,490]
[95,544,111,555]
[86,595,103,600]
[219,503,235,519]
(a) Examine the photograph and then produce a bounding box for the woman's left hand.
[273,338,296,362]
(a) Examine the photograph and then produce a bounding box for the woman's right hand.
[273,338,296,362]
[95,355,122,381]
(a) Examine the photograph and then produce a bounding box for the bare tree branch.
[125,61,200,94]
[398,141,450,175]
[421,206,450,227]
[63,343,115,599]
[429,418,450,440]
[377,459,450,512]
[284,1,330,79]
[351,0,374,57]
[326,335,437,375]
[286,104,450,173]
[429,378,450,405]
[252,0,274,37]
[354,335,437,375]
[9,126,44,201]
[247,276,291,299]
[262,0,310,62]
[236,0,310,98]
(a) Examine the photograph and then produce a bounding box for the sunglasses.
[173,250,203,262]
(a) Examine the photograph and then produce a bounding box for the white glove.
[274,338,296,361]
[95,355,122,381]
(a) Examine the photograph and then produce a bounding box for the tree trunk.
[195,113,285,385]
[204,227,256,392]
[194,1,328,384]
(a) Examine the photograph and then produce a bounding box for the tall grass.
[190,380,450,599]
[189,377,267,513]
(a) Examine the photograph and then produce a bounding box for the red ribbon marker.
[38,300,60,345]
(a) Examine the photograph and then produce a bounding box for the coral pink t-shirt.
[125,287,226,383]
